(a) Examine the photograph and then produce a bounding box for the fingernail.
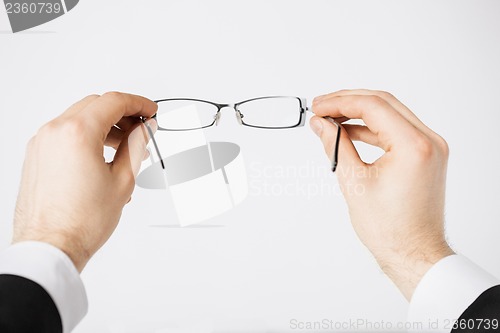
[142,119,158,142]
[325,116,336,125]
[313,96,323,105]
[143,149,151,161]
[145,119,158,133]
[310,118,323,137]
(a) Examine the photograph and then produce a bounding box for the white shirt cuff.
[408,254,499,332]
[0,241,88,333]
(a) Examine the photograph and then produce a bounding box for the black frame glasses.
[143,96,341,172]
[153,96,308,131]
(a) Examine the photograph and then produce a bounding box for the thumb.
[310,116,364,177]
[113,119,157,184]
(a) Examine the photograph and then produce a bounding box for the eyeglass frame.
[142,96,341,172]
[152,96,308,131]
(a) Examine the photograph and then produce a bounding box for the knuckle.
[365,95,387,108]
[435,135,450,157]
[411,135,450,164]
[412,134,435,160]
[376,90,395,100]
[57,117,88,140]
[84,94,100,101]
[103,91,122,98]
[37,120,60,136]
[102,91,126,105]
[102,91,128,110]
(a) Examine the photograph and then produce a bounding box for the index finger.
[77,92,158,142]
[312,95,421,150]
[315,89,435,137]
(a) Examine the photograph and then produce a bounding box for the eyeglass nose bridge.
[214,103,244,126]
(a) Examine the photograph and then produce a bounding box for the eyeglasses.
[154,96,308,130]
[143,96,340,172]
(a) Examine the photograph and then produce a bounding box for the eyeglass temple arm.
[306,107,341,173]
[325,117,341,173]
[142,118,165,170]
[143,108,339,173]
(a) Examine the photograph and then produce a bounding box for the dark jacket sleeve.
[0,274,62,333]
[452,285,500,332]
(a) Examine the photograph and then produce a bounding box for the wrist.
[13,231,90,273]
[44,236,90,273]
[372,240,454,300]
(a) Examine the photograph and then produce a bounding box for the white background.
[1,1,500,332]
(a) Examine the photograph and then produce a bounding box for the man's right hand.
[13,92,157,273]
[310,89,454,300]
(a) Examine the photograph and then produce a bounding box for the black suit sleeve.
[452,285,500,332]
[0,274,62,333]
